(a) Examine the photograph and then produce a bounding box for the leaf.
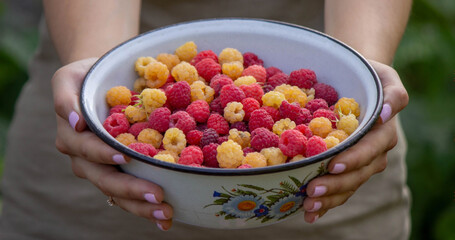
[237,184,266,191]
[214,198,229,205]
[225,214,238,220]
[288,176,302,187]
[261,216,273,223]
[280,180,299,193]
[236,189,257,197]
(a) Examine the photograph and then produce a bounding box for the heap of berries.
[103,41,361,169]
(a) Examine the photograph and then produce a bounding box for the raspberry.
[165,81,191,109]
[210,74,234,95]
[207,113,229,135]
[305,98,329,114]
[313,83,339,106]
[148,107,171,133]
[195,58,221,81]
[190,81,215,103]
[260,106,280,122]
[219,84,246,108]
[133,77,147,93]
[115,133,137,146]
[289,155,305,163]
[138,128,163,149]
[237,164,252,169]
[279,100,301,121]
[162,128,187,153]
[144,61,169,89]
[196,123,208,132]
[273,118,296,136]
[230,121,248,132]
[186,130,203,146]
[175,41,197,62]
[295,108,313,125]
[200,128,219,147]
[186,100,210,123]
[140,88,167,113]
[156,53,181,71]
[327,129,349,142]
[243,52,264,67]
[234,76,257,86]
[242,65,267,84]
[103,113,130,138]
[209,97,224,115]
[239,83,264,104]
[295,124,313,138]
[169,111,196,134]
[218,48,243,65]
[278,129,307,157]
[261,91,285,109]
[288,68,317,89]
[334,97,360,117]
[241,98,260,121]
[109,105,127,115]
[129,142,158,157]
[243,152,267,168]
[202,143,219,168]
[305,136,327,157]
[308,117,333,138]
[157,150,180,162]
[217,136,229,144]
[313,109,338,128]
[124,105,147,123]
[336,113,359,135]
[135,57,156,77]
[324,136,340,149]
[267,72,289,88]
[190,50,218,66]
[228,129,251,149]
[222,61,244,80]
[260,147,287,166]
[129,91,140,106]
[106,86,132,107]
[250,127,279,151]
[178,146,203,165]
[128,122,150,137]
[266,66,283,80]
[216,140,244,168]
[171,61,199,85]
[274,84,308,107]
[223,102,245,123]
[242,147,255,156]
[153,154,176,163]
[249,109,274,131]
[262,84,275,93]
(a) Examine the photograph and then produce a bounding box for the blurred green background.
[0,0,454,239]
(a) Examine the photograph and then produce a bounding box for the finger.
[304,209,328,224]
[303,190,355,213]
[52,58,98,132]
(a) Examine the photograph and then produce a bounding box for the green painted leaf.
[289,176,302,187]
[237,184,266,191]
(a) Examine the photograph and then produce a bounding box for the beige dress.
[0,1,410,239]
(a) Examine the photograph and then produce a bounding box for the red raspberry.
[218,136,229,144]
[202,143,219,168]
[279,130,307,157]
[237,164,252,169]
[148,107,171,133]
[129,91,140,106]
[195,58,221,81]
[210,74,233,95]
[190,50,219,66]
[239,83,264,104]
[305,136,327,157]
[241,98,260,121]
[313,83,339,106]
[230,121,248,132]
[243,52,264,67]
[242,147,255,156]
[250,127,279,151]
[169,111,196,134]
[109,105,127,115]
[207,113,230,135]
[242,65,267,84]
[249,109,274,131]
[295,124,313,138]
[179,146,203,165]
[262,84,274,93]
[219,84,246,108]
[260,106,280,122]
[200,128,219,147]
[165,81,191,109]
[313,109,338,128]
[103,113,130,138]
[295,108,313,125]
[196,123,208,132]
[279,100,301,121]
[186,100,210,123]
[288,68,317,89]
[128,142,157,157]
[266,66,283,80]
[209,97,224,115]
[267,72,289,88]
[305,98,329,114]
[128,122,150,137]
[186,130,203,146]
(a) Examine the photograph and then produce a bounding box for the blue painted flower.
[222,195,264,218]
[213,191,222,197]
[295,184,308,197]
[268,195,303,219]
[254,205,269,217]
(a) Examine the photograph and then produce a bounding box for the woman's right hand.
[52,58,173,231]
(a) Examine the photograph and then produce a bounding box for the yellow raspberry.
[156,53,181,71]
[216,140,244,168]
[224,102,245,123]
[336,113,359,135]
[144,61,169,89]
[327,129,349,142]
[172,61,199,84]
[234,76,256,86]
[334,97,360,117]
[140,88,166,113]
[324,136,340,149]
[218,48,243,65]
[162,128,187,154]
[289,154,305,163]
[137,128,163,149]
[260,147,287,166]
[115,133,137,146]
[106,86,132,107]
[175,41,197,62]
[243,152,267,168]
[190,80,215,103]
[274,84,308,107]
[198,76,208,85]
[273,118,296,136]
[124,105,147,123]
[135,57,156,77]
[309,117,333,138]
[304,88,315,102]
[133,77,147,93]
[153,154,176,164]
[158,150,180,162]
[262,91,286,109]
[228,129,251,149]
[222,61,243,80]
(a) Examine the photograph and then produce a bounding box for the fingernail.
[380,103,392,123]
[156,222,167,231]
[69,111,79,130]
[331,163,346,174]
[112,154,127,164]
[311,214,319,223]
[312,186,327,197]
[144,193,159,204]
[153,210,167,220]
[308,201,322,212]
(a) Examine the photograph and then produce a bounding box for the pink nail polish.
[156,222,166,231]
[112,154,127,164]
[308,201,322,212]
[153,210,167,220]
[331,163,346,174]
[144,193,159,204]
[312,186,327,197]
[380,103,392,123]
[69,111,79,130]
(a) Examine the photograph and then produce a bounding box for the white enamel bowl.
[81,18,382,229]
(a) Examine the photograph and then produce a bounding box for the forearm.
[324,0,412,65]
[43,0,141,65]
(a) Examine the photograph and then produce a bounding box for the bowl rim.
[81,17,383,176]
